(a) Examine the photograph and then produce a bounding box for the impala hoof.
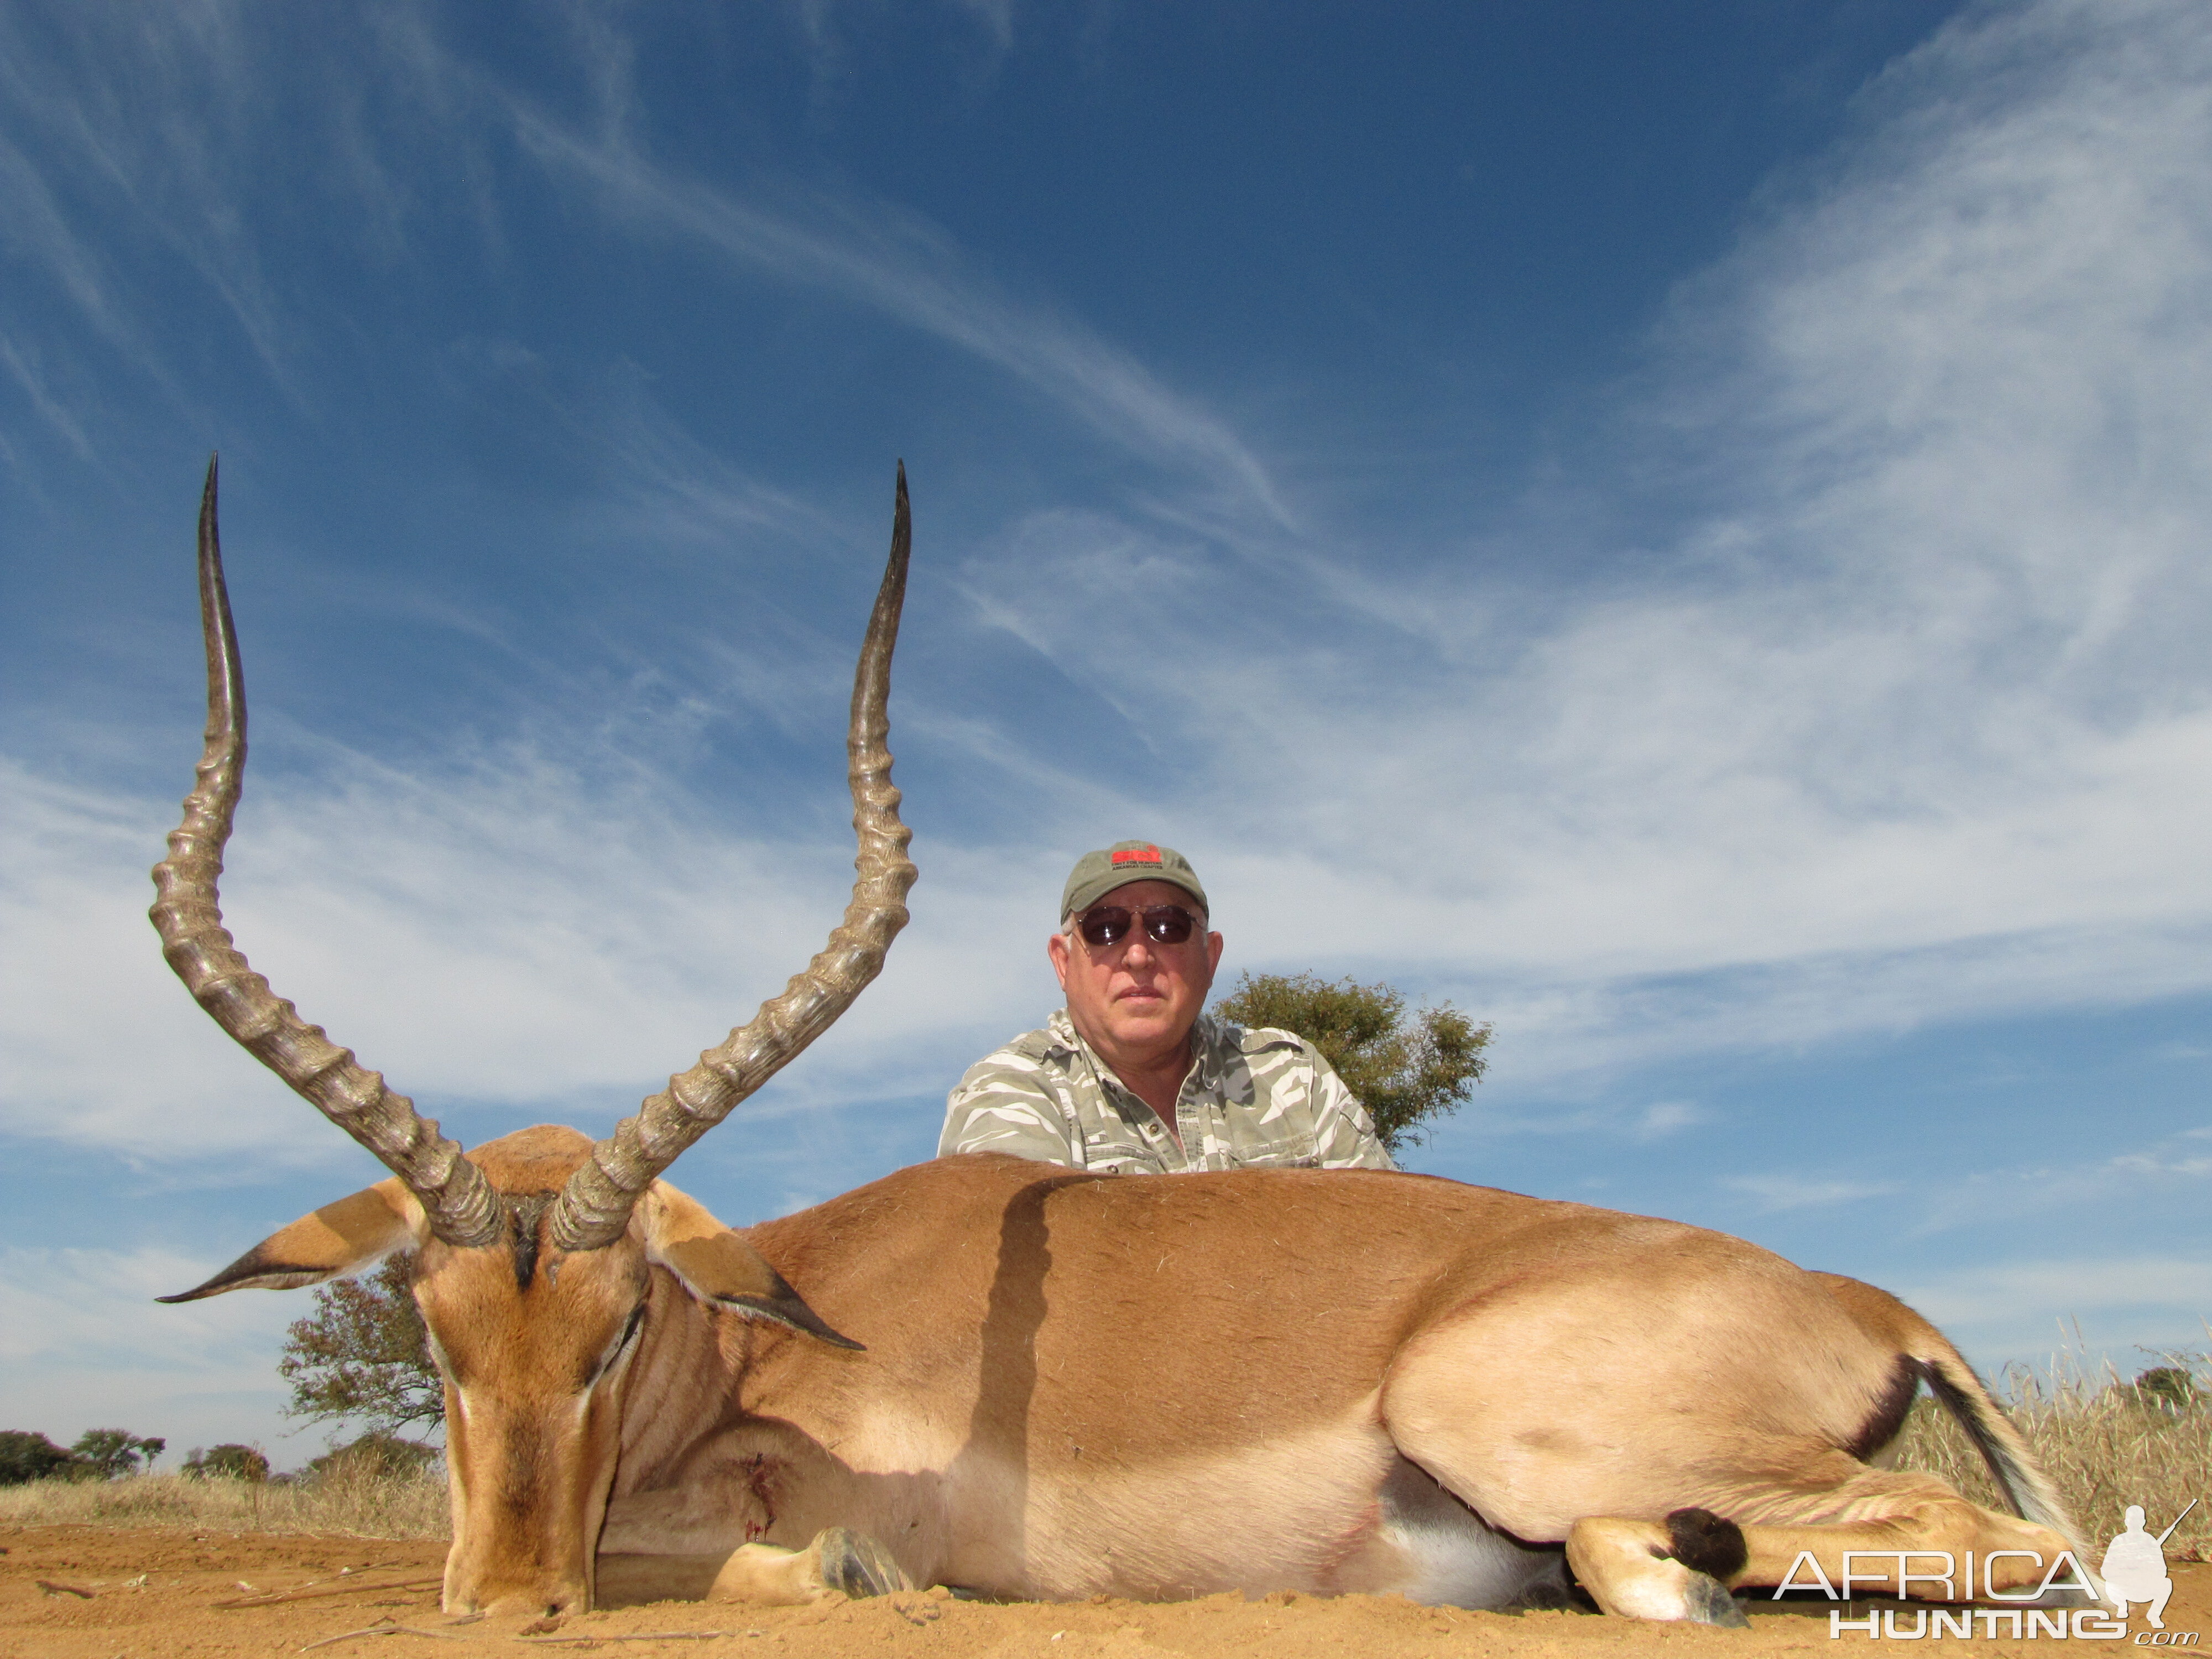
[816,1528,911,1599]
[1682,1571,1750,1629]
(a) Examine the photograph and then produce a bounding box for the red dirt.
[3,1527,2203,1657]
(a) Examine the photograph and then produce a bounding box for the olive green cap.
[1060,841,1208,921]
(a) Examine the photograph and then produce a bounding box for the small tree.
[0,1431,80,1486]
[2134,1366,2201,1409]
[308,1433,440,1482]
[279,1256,444,1436]
[1214,972,1491,1155]
[67,1428,166,1479]
[183,1444,270,1481]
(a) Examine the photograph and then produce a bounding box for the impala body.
[154,462,2100,1625]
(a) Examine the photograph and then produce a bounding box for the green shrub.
[183,1443,270,1482]
[0,1431,79,1486]
[308,1434,440,1481]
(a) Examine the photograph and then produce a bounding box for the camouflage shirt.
[937,1008,1396,1175]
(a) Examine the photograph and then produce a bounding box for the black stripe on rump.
[1845,1353,1922,1463]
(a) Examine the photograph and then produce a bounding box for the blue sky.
[2,0,2208,1469]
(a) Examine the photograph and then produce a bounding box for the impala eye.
[585,1302,648,1387]
[425,1328,461,1387]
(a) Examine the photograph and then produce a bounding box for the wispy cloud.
[497,103,1291,530]
[1897,1256,2212,1350]
[0,94,131,349]
[0,1243,302,1458]
[0,329,90,457]
[1725,1173,1899,1213]
[1633,1101,1709,1141]
[0,740,1064,1163]
[1907,1127,2212,1238]
[0,4,1288,521]
[0,4,304,408]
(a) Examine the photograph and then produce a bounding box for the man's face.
[1047,878,1225,1065]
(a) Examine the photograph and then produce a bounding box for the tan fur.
[179,1134,2089,1623]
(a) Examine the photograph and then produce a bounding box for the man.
[2100,1505,2176,1630]
[938,840,1394,1173]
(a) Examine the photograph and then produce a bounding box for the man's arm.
[1306,1045,1397,1171]
[938,1048,1085,1166]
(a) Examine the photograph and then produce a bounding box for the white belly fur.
[1372,1455,1570,1609]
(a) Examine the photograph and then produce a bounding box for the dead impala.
[155,461,2100,1624]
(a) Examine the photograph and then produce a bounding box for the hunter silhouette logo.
[2103,1500,2194,1632]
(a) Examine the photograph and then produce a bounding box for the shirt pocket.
[1082,1129,1159,1170]
[1235,1147,1322,1170]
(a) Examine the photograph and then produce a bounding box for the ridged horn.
[149,457,502,1249]
[549,463,920,1251]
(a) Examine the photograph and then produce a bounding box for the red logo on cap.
[1111,845,1162,866]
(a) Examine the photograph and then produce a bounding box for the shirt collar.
[1046,1007,1229,1087]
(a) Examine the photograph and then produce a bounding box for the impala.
[154,462,2098,1625]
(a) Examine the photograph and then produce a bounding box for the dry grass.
[0,1465,448,1539]
[1897,1348,2211,1559]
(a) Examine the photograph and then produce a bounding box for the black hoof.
[1666,1507,1750,1580]
[817,1528,912,1599]
[1682,1570,1751,1629]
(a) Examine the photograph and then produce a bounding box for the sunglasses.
[1073,903,1204,950]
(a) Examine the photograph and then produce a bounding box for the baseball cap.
[1060,841,1209,921]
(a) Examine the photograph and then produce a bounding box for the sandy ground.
[3,1527,2204,1658]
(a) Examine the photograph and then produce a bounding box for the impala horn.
[150,458,502,1247]
[549,462,919,1250]
[151,458,919,1256]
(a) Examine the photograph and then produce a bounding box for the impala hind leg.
[596,1529,912,1608]
[1565,1464,2094,1625]
[1561,1509,1753,1625]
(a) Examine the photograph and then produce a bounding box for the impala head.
[150,460,915,1615]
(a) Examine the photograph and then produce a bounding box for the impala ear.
[641,1183,860,1351]
[157,1179,422,1302]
